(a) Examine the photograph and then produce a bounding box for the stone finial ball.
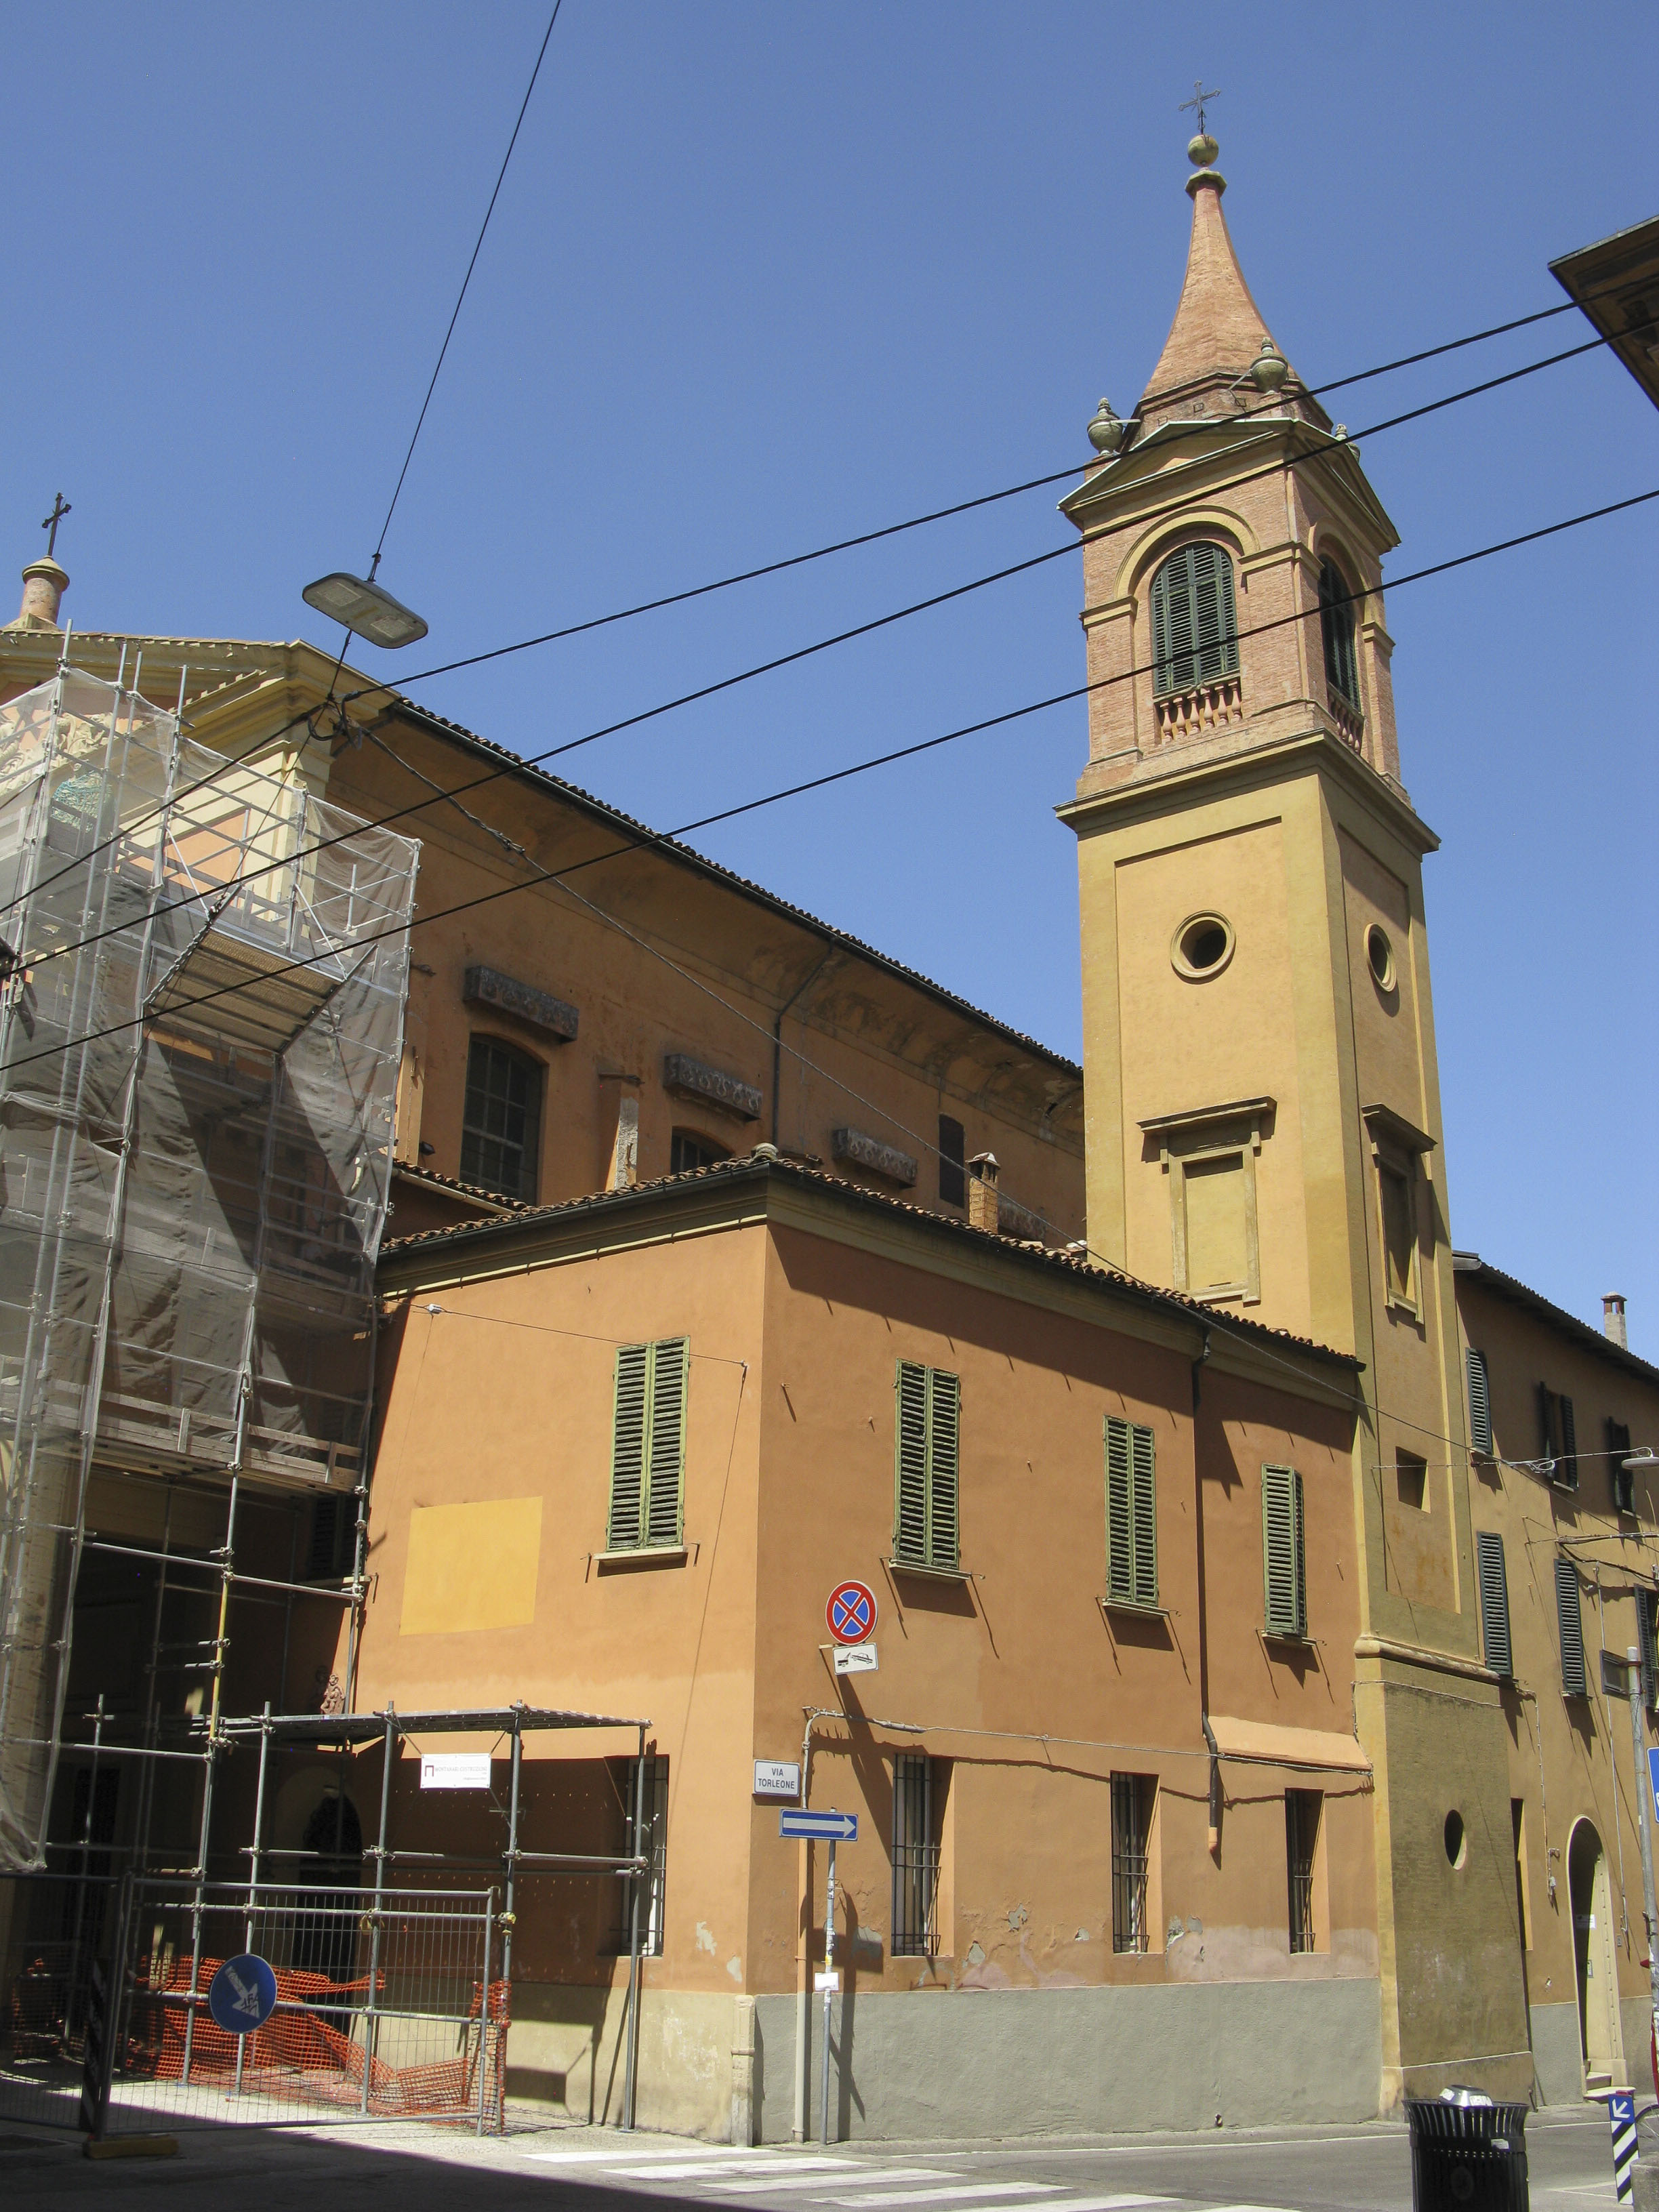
[1187,132,1219,167]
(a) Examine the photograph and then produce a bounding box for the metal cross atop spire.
[41,494,70,558]
[1179,81,1221,134]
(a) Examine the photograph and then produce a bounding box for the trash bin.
[1406,2087,1529,2211]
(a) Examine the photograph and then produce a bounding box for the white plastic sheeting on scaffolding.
[0,668,416,1869]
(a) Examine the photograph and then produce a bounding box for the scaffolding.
[0,659,418,1872]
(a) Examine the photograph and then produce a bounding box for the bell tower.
[1061,134,1532,2104]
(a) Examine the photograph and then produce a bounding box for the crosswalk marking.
[617,2160,865,2181]
[814,2186,1058,2208]
[714,2174,951,2196]
[528,2145,735,2164]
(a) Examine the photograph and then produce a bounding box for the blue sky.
[4,1,1655,1349]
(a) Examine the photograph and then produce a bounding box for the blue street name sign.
[780,1809,859,1843]
[207,1952,279,2035]
[1647,1746,1659,1830]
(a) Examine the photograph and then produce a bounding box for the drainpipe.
[772,956,835,1148]
[792,1710,817,2142]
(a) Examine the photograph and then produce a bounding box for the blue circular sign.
[207,1952,278,2034]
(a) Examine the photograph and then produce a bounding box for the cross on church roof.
[41,494,70,560]
[1179,81,1221,135]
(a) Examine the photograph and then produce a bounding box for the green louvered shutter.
[926,1369,960,1571]
[1149,553,1190,697]
[644,1338,689,1547]
[1555,1557,1588,1698]
[1105,1417,1134,1600]
[1559,1396,1578,1490]
[1318,558,1359,706]
[1466,1348,1492,1459]
[1191,541,1239,683]
[1475,1531,1511,1678]
[608,1343,649,1549]
[1263,1465,1306,1639]
[1639,1589,1658,1713]
[1131,1423,1158,1607]
[895,1362,929,1566]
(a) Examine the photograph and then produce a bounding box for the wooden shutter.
[1475,1531,1511,1678]
[895,1361,929,1565]
[1639,1588,1658,1713]
[1263,1465,1306,1639]
[608,1343,649,1549]
[1611,1419,1634,1513]
[644,1338,689,1547]
[1559,1396,1578,1489]
[1466,1348,1492,1458]
[926,1368,960,1572]
[1555,1557,1588,1697]
[1150,553,1189,696]
[1105,1416,1133,1600]
[1131,1423,1158,1607]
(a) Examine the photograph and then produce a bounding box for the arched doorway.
[1568,1818,1624,2090]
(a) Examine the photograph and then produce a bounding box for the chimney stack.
[5,555,69,632]
[966,1152,1000,1236]
[1603,1293,1629,1349]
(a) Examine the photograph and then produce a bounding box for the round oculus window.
[1366,923,1396,991]
[1443,1809,1467,1869]
[1172,914,1235,981]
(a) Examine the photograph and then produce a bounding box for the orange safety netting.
[123,1957,510,2121]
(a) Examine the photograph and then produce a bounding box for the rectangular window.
[1611,1419,1635,1514]
[938,1115,966,1208]
[1555,1557,1588,1698]
[1476,1530,1513,1679]
[894,1361,960,1573]
[1104,1416,1158,1608]
[306,1492,355,1580]
[670,1128,730,1175]
[892,1753,944,1958]
[1396,1450,1427,1512]
[1466,1348,1492,1458]
[1286,1790,1322,1955]
[1110,1773,1155,1954]
[1378,1162,1416,1308]
[607,1339,689,1551]
[609,1755,668,1957]
[1639,1589,1658,1714]
[1513,1799,1532,1951]
[1539,1386,1578,1488]
[459,1035,544,1202]
[1261,1464,1307,1639]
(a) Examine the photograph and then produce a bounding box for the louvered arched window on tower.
[1149,542,1240,698]
[1319,557,1361,712]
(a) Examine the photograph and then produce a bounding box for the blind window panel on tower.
[459,1035,544,1202]
[1539,1386,1578,1489]
[1318,557,1361,710]
[1475,1530,1513,1679]
[1111,1773,1155,1954]
[891,1753,943,1959]
[607,1338,689,1551]
[1104,1415,1158,1608]
[1149,541,1240,697]
[1555,1557,1589,1698]
[1466,1347,1493,1459]
[1610,1418,1635,1513]
[1639,1589,1659,1713]
[894,1361,961,1574]
[1261,1464,1307,1639]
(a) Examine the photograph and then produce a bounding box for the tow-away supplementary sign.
[779,1808,859,1843]
[827,1580,877,1645]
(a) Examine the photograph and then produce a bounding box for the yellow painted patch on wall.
[400,1498,542,1635]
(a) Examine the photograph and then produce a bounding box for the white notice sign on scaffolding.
[419,1753,493,1790]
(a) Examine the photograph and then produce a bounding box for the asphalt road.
[0,2108,1624,2212]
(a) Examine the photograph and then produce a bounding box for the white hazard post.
[1629,1641,1659,2099]
[821,1835,838,2146]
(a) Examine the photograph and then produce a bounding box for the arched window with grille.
[459,1035,544,1202]
[1149,541,1239,698]
[1318,557,1361,713]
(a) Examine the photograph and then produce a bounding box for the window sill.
[1099,1595,1168,1620]
[886,1558,970,1584]
[1261,1628,1315,1651]
[594,1546,688,1572]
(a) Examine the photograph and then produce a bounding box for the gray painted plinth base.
[755,1978,1383,2142]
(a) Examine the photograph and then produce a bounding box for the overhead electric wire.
[1,283,1631,929]
[7,480,1654,1092]
[12,325,1629,985]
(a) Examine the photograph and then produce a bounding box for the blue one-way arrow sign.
[780,1808,858,1843]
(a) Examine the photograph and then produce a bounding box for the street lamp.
[302,571,429,650]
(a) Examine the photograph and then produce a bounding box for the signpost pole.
[1629,1647,1659,2093]
[820,1836,837,2146]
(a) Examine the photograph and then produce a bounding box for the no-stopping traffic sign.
[827,1580,878,1645]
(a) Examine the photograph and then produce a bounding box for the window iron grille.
[1286,1790,1321,1954]
[892,1753,941,1957]
[1111,1773,1153,1954]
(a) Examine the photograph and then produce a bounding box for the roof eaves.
[1454,1250,1659,1389]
